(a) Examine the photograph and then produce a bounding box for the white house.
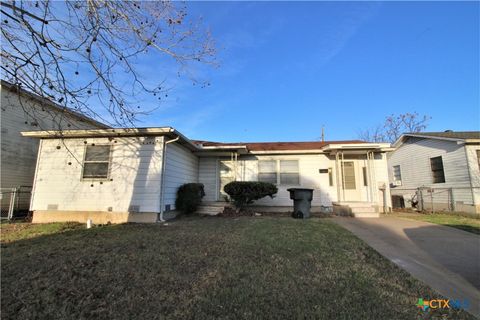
[0,81,108,215]
[388,131,480,214]
[22,127,393,223]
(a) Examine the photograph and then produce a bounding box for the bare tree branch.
[1,0,217,128]
[358,112,431,143]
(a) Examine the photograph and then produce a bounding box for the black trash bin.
[287,188,314,219]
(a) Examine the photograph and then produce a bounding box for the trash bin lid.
[287,188,314,192]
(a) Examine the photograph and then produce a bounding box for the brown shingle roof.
[407,131,480,140]
[192,140,365,151]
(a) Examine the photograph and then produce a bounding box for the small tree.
[224,181,278,209]
[358,112,431,143]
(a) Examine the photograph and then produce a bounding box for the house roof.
[22,127,392,154]
[193,140,366,151]
[405,131,480,140]
[1,80,109,129]
[393,131,480,147]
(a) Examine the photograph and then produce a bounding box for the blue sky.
[137,1,479,142]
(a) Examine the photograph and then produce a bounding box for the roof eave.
[21,127,176,138]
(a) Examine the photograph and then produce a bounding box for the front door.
[341,161,362,201]
[218,160,235,200]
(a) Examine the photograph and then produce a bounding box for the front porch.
[195,142,392,214]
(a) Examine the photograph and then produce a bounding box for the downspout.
[335,152,341,202]
[158,136,180,222]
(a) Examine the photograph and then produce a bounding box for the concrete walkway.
[333,216,480,317]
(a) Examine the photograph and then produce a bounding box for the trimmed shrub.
[175,183,205,214]
[223,181,278,209]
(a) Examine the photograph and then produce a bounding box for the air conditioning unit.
[391,180,402,187]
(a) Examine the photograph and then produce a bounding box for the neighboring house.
[388,131,480,214]
[0,80,108,214]
[22,127,392,223]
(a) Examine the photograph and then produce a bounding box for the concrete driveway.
[333,216,480,317]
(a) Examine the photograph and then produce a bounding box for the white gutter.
[200,145,248,150]
[158,135,180,222]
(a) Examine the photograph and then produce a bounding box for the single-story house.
[0,80,108,216]
[388,131,480,214]
[22,127,393,223]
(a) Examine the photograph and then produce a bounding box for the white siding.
[31,137,164,213]
[251,154,336,206]
[199,157,218,202]
[374,153,392,208]
[388,137,474,207]
[465,145,480,206]
[1,86,104,209]
[199,152,390,207]
[163,142,199,210]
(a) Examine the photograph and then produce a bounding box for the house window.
[258,160,277,184]
[328,168,334,186]
[280,160,299,185]
[430,156,445,183]
[362,167,368,186]
[258,160,299,185]
[393,165,402,183]
[83,145,111,179]
[342,162,356,189]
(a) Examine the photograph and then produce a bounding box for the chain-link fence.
[0,186,32,220]
[390,186,480,215]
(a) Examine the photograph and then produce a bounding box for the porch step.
[196,202,228,216]
[351,206,377,214]
[332,202,380,218]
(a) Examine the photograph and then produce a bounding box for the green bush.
[223,181,278,209]
[175,183,205,214]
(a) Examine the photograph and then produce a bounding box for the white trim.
[29,139,43,211]
[393,133,480,148]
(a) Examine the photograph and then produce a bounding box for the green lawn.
[1,221,83,243]
[392,212,480,235]
[1,217,474,319]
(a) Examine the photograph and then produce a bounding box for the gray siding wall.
[163,142,199,210]
[388,137,474,208]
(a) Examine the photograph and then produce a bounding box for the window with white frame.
[392,165,402,183]
[258,159,299,185]
[258,160,277,184]
[82,145,111,179]
[280,160,299,185]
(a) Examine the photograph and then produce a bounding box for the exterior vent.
[128,205,140,213]
[47,204,58,210]
[165,204,171,211]
[107,206,113,212]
